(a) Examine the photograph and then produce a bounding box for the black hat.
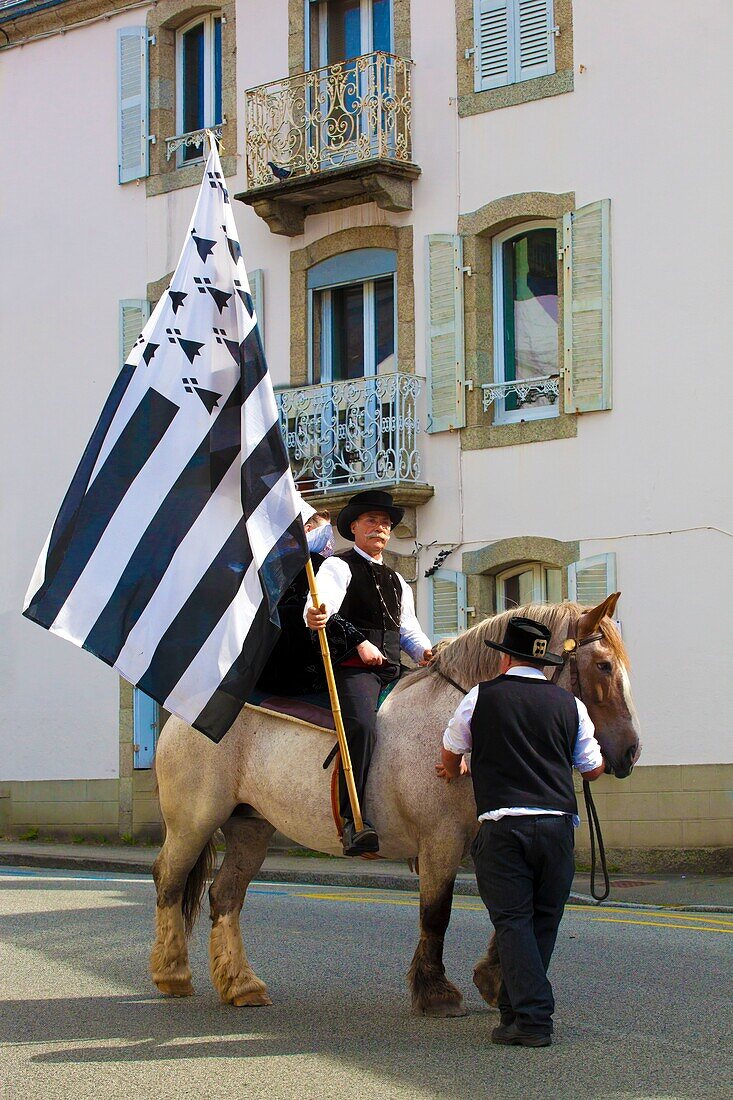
[336,489,405,541]
[485,616,564,666]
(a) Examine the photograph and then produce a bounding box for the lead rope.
[552,624,611,903]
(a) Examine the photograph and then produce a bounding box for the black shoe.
[491,1022,551,1047]
[342,819,380,856]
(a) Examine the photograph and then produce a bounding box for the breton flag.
[24,135,311,743]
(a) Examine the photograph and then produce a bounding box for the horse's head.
[566,593,642,779]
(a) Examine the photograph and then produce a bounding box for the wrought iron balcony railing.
[482,375,560,410]
[276,372,422,495]
[245,52,414,189]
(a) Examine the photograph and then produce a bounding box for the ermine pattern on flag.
[24,140,309,742]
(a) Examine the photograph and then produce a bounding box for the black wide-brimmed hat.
[485,616,564,666]
[336,489,405,541]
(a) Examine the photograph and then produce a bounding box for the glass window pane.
[372,0,392,52]
[502,227,558,412]
[214,18,223,125]
[328,0,362,62]
[502,568,534,610]
[374,276,395,373]
[545,568,562,604]
[331,282,364,381]
[182,22,205,160]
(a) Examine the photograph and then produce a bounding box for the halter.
[434,614,611,902]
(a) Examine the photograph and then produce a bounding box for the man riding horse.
[306,489,434,856]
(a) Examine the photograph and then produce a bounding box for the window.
[176,13,223,164]
[473,0,555,92]
[496,562,562,611]
[308,250,397,383]
[493,221,559,424]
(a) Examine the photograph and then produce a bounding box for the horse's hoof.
[473,966,500,1007]
[230,989,273,1007]
[414,999,467,1018]
[156,978,194,997]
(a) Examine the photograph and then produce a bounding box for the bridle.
[434,615,611,902]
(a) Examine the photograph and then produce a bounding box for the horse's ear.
[578,592,621,638]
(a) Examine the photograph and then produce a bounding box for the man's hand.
[306,603,328,630]
[418,647,434,667]
[357,640,386,666]
[435,746,462,782]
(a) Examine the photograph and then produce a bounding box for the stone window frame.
[459,190,577,451]
[146,0,237,198]
[462,536,579,623]
[455,0,574,118]
[289,225,415,387]
[288,0,412,76]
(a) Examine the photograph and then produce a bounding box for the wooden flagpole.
[304,557,364,833]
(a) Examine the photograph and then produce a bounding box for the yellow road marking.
[295,891,733,934]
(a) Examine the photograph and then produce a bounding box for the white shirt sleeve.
[302,556,351,624]
[442,686,479,755]
[572,698,603,773]
[397,574,432,662]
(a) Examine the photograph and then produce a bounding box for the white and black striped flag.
[24,136,311,742]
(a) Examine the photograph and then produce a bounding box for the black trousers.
[471,814,575,1035]
[335,665,397,823]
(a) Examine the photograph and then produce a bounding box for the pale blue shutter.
[516,0,555,82]
[567,553,617,605]
[250,268,265,349]
[474,0,510,91]
[133,688,159,768]
[119,299,150,367]
[429,570,468,641]
[426,235,466,433]
[118,27,150,183]
[562,199,612,412]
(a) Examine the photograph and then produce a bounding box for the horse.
[150,593,641,1017]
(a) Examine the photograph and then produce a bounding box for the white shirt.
[442,665,603,825]
[305,544,432,663]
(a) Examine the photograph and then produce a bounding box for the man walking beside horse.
[306,489,433,857]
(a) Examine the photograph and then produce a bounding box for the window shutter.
[133,688,159,769]
[516,0,555,81]
[567,553,617,606]
[474,0,510,91]
[249,268,265,349]
[563,199,612,412]
[118,27,150,183]
[119,299,150,368]
[426,235,465,433]
[429,570,468,641]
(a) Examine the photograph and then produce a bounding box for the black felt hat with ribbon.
[336,489,405,541]
[485,616,564,666]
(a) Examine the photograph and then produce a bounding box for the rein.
[551,621,610,902]
[436,615,611,903]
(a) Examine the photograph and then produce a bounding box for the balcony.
[276,372,433,516]
[237,52,420,236]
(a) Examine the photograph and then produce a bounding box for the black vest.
[338,549,402,666]
[470,675,579,816]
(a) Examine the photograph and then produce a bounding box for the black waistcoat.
[470,675,579,816]
[338,549,402,666]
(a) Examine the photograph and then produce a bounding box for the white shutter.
[249,268,265,349]
[429,570,468,641]
[133,688,159,769]
[516,0,555,81]
[568,553,617,606]
[118,27,150,183]
[474,0,510,91]
[563,199,612,412]
[119,299,150,368]
[426,235,465,433]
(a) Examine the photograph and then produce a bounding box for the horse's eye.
[596,661,612,674]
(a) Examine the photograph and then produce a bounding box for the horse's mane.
[392,601,629,698]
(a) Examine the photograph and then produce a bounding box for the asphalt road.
[0,868,731,1100]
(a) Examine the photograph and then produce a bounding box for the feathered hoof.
[231,987,273,1007]
[472,963,500,1007]
[413,998,467,1018]
[155,976,194,997]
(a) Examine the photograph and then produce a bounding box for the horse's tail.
[182,837,217,938]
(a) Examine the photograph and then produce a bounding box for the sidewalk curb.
[2,851,731,913]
